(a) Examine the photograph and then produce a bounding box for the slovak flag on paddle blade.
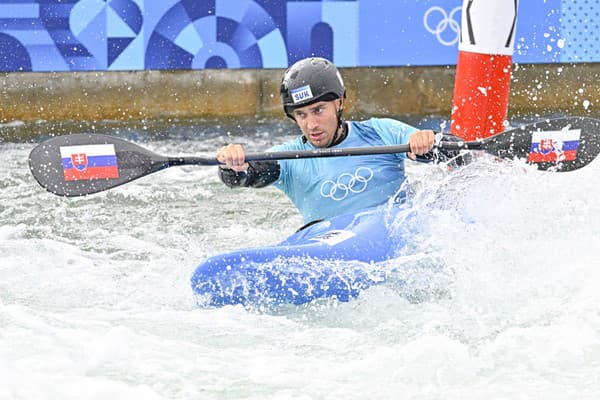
[60,144,119,181]
[527,129,581,163]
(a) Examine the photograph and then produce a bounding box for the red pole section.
[451,0,519,141]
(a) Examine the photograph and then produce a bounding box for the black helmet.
[280,57,346,118]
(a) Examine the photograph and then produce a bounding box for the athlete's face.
[292,99,343,148]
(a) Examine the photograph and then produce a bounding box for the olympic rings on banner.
[423,6,462,46]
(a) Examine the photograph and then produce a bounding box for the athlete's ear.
[337,98,344,112]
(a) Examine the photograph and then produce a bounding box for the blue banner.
[0,0,597,72]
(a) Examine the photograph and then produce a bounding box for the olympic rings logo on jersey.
[320,167,374,201]
[423,6,461,46]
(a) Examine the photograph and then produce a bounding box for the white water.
[1,123,600,399]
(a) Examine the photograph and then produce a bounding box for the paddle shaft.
[167,144,414,166]
[166,142,489,166]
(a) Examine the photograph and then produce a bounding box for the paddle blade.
[29,134,169,197]
[482,116,600,171]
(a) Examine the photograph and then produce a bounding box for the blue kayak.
[191,201,417,306]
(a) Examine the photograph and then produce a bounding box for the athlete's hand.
[407,129,435,160]
[216,144,249,172]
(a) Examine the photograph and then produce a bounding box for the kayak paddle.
[29,116,600,197]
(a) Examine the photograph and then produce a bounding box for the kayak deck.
[191,202,412,306]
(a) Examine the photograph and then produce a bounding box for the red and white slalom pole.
[451,0,519,141]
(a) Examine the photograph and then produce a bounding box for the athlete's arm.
[216,144,280,188]
[415,134,471,166]
[218,161,280,188]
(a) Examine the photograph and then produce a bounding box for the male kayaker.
[216,57,436,224]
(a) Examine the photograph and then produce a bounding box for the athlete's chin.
[308,136,329,148]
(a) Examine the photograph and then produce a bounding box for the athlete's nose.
[306,114,319,131]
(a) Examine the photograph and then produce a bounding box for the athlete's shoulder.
[351,118,417,145]
[358,117,416,133]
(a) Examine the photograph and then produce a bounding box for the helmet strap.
[329,119,347,148]
[336,107,344,129]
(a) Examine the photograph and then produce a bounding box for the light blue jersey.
[270,118,417,222]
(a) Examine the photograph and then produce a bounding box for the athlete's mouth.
[309,132,324,141]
